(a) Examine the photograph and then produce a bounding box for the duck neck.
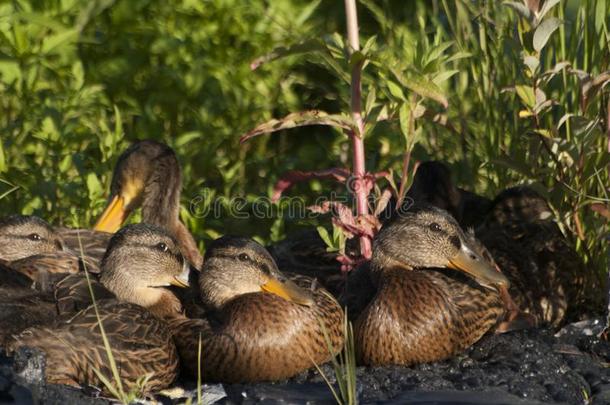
[140,160,203,269]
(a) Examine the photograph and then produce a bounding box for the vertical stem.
[344,0,372,259]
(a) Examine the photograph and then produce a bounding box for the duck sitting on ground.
[0,215,95,346]
[353,205,508,366]
[170,236,344,383]
[9,223,190,394]
[60,139,202,270]
[477,186,594,327]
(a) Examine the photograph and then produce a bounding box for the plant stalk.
[344,0,372,259]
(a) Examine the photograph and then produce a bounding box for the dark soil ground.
[2,319,609,405]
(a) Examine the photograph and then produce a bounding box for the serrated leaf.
[240,110,354,143]
[515,85,536,108]
[533,18,561,52]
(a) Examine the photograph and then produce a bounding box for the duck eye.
[28,233,42,241]
[155,242,169,252]
[429,223,442,232]
[238,253,250,262]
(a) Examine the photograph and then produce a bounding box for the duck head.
[485,186,553,225]
[372,205,509,289]
[199,236,314,310]
[99,223,190,311]
[93,140,203,269]
[0,215,65,261]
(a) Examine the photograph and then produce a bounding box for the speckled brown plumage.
[0,264,58,347]
[352,206,507,367]
[477,187,591,327]
[8,223,190,393]
[10,300,178,393]
[0,216,89,347]
[58,228,111,267]
[172,236,344,383]
[356,268,503,366]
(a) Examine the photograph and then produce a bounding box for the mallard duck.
[477,186,593,327]
[0,215,88,346]
[60,139,202,269]
[352,205,508,366]
[170,236,344,383]
[396,161,492,229]
[9,223,190,393]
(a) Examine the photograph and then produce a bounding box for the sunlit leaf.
[515,85,536,108]
[391,69,448,108]
[533,17,561,52]
[240,111,354,143]
[250,38,324,70]
[537,0,560,22]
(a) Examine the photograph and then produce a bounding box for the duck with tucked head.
[9,223,190,393]
[0,215,86,346]
[170,236,344,383]
[353,205,508,366]
[477,186,594,327]
[61,140,202,270]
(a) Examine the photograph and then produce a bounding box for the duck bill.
[447,245,509,289]
[93,195,128,233]
[170,260,191,288]
[261,277,314,307]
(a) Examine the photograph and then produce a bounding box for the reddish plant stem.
[344,0,372,259]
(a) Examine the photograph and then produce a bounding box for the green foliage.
[0,0,608,276]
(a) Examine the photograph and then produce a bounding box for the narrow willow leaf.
[240,111,353,143]
[503,1,534,23]
[250,38,324,70]
[533,18,562,52]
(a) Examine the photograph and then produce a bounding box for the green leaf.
[423,41,453,67]
[515,85,536,108]
[386,80,406,101]
[432,69,459,85]
[503,1,534,24]
[522,55,540,75]
[0,141,5,173]
[537,0,560,22]
[533,18,561,52]
[316,226,335,251]
[250,38,324,70]
[391,69,448,108]
[86,172,103,200]
[295,0,321,26]
[41,28,79,55]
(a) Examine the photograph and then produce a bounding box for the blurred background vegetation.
[0,0,608,277]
